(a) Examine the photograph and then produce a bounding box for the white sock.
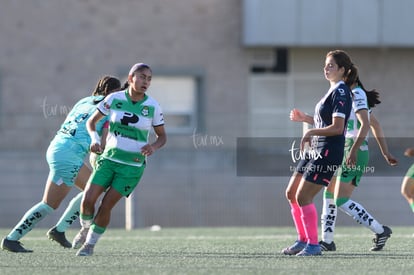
[79,217,93,230]
[321,196,337,243]
[339,199,383,234]
[85,229,102,246]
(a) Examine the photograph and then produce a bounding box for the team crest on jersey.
[141,106,149,116]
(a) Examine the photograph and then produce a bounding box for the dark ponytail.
[327,50,358,87]
[121,81,129,90]
[357,78,381,108]
[345,64,358,88]
[91,76,121,104]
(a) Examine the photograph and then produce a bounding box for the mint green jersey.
[97,89,164,167]
[55,95,108,151]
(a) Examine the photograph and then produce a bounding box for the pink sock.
[290,203,307,242]
[300,203,319,245]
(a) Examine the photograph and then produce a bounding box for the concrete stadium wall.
[0,0,413,229]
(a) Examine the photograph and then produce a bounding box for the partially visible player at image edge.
[401,148,414,217]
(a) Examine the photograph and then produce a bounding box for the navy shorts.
[295,145,344,186]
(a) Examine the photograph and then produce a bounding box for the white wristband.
[90,131,101,145]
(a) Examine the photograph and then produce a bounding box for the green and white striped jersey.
[345,87,369,151]
[97,89,164,167]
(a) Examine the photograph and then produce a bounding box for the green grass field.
[0,227,413,275]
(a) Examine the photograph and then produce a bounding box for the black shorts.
[295,145,344,186]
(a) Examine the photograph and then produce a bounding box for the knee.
[81,194,95,210]
[401,186,408,198]
[285,189,296,203]
[401,178,412,198]
[296,192,312,206]
[285,174,301,203]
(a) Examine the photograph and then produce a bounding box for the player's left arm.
[141,125,167,157]
[370,113,398,166]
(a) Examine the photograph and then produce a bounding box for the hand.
[346,151,357,167]
[383,153,398,166]
[404,148,414,157]
[90,143,103,154]
[290,108,307,122]
[141,144,154,157]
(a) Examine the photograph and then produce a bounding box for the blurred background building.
[0,0,413,229]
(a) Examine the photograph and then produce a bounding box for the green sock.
[335,197,349,207]
[324,189,334,199]
[7,202,53,241]
[55,192,83,232]
[410,202,414,213]
[91,223,106,234]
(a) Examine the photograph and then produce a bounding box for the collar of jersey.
[125,89,148,105]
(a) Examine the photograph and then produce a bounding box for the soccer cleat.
[281,240,307,255]
[72,227,88,249]
[76,243,94,256]
[319,240,336,251]
[296,244,322,256]
[47,226,71,248]
[1,238,33,253]
[371,225,392,251]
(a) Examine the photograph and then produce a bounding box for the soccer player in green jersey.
[319,77,397,252]
[401,148,414,214]
[74,63,167,256]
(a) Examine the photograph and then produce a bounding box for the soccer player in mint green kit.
[319,77,397,252]
[74,63,167,256]
[46,120,110,248]
[1,76,121,253]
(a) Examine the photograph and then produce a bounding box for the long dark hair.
[327,50,358,87]
[91,75,121,104]
[356,78,381,108]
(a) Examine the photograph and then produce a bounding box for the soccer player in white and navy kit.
[1,76,121,253]
[319,78,397,252]
[74,63,167,256]
[283,50,354,256]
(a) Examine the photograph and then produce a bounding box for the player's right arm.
[87,109,105,154]
[290,108,314,125]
